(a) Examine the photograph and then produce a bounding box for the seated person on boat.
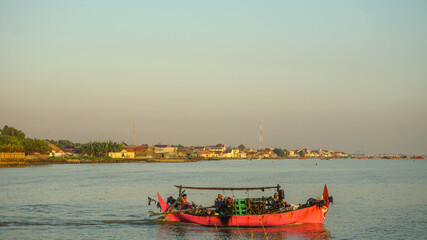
[273,192,283,208]
[179,194,193,210]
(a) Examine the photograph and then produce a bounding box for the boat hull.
[157,190,330,227]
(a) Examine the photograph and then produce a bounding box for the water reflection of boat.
[157,221,330,239]
[155,184,332,227]
[232,223,330,239]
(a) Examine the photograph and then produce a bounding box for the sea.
[0,159,426,239]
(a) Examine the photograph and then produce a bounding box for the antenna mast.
[259,120,263,150]
[133,120,136,146]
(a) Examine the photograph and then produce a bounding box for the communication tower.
[259,120,263,150]
[133,120,136,146]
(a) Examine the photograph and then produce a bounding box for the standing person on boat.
[214,194,225,214]
[179,194,192,210]
[215,194,224,207]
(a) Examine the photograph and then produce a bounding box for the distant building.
[199,150,216,158]
[246,148,257,154]
[63,148,78,157]
[288,150,298,158]
[222,149,234,158]
[108,149,135,159]
[134,146,156,159]
[222,149,247,159]
[154,146,177,159]
[177,150,188,158]
[49,144,65,157]
[154,144,170,148]
[208,144,226,152]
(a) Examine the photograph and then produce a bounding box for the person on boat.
[272,192,284,209]
[179,194,192,210]
[215,194,224,207]
[214,194,225,214]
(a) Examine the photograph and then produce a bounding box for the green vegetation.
[298,150,306,158]
[0,126,49,154]
[238,144,246,151]
[77,141,123,157]
[46,139,81,149]
[273,148,290,158]
[22,138,50,154]
[0,135,24,152]
[0,125,124,158]
[283,149,290,158]
[273,148,285,157]
[0,125,25,140]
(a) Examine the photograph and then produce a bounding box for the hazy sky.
[1,1,426,154]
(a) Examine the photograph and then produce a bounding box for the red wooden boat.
[155,184,332,227]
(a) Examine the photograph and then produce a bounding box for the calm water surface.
[1,159,426,239]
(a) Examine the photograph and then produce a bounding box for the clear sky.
[1,0,426,154]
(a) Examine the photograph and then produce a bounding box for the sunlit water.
[1,159,426,239]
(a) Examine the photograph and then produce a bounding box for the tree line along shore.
[0,125,424,168]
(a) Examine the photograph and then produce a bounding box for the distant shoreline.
[0,156,423,168]
[0,157,229,168]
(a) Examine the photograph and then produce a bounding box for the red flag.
[323,184,329,200]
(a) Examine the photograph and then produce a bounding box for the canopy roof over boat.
[174,184,281,191]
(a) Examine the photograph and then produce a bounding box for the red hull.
[157,186,330,227]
